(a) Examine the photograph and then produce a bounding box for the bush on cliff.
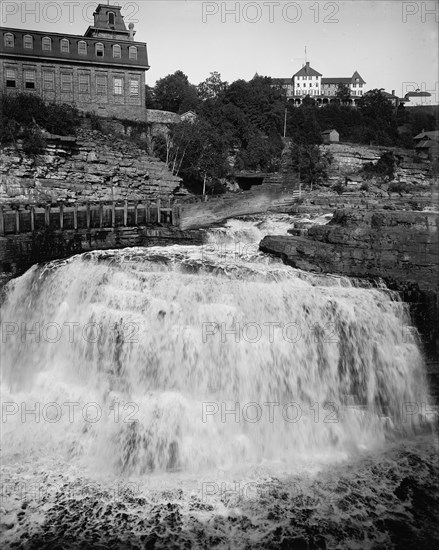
[288,143,333,190]
[362,151,397,182]
[1,93,81,153]
[388,181,409,195]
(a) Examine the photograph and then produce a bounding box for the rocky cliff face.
[325,143,433,188]
[0,129,182,204]
[260,209,439,360]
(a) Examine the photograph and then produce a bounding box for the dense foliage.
[1,93,81,155]
[148,71,438,192]
[362,151,397,181]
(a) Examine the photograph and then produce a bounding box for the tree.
[286,103,322,145]
[358,89,394,121]
[336,83,351,103]
[145,85,156,108]
[357,89,398,145]
[289,143,332,189]
[197,72,228,100]
[156,119,229,193]
[153,71,200,113]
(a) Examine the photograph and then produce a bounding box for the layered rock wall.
[0,226,203,287]
[325,143,433,187]
[0,129,182,204]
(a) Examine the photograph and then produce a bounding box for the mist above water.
[1,215,434,476]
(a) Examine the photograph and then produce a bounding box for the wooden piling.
[111,201,116,227]
[124,199,128,226]
[15,208,20,234]
[157,198,161,224]
[45,205,50,227]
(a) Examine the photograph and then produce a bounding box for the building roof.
[272,78,293,85]
[414,130,439,141]
[321,72,365,85]
[180,111,198,121]
[293,62,322,77]
[321,129,338,135]
[415,139,439,149]
[0,27,149,69]
[381,90,406,102]
[321,77,352,85]
[351,71,366,84]
[405,91,432,98]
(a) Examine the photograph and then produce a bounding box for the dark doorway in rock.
[235,177,264,191]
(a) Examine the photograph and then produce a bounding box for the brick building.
[0,4,149,121]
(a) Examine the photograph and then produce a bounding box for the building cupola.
[85,4,134,40]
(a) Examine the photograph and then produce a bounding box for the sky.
[2,0,438,99]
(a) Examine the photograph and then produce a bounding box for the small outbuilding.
[321,129,339,144]
[413,130,439,160]
[180,111,198,123]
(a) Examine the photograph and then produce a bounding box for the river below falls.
[1,213,438,549]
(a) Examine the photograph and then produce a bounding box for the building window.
[42,37,52,51]
[61,72,73,92]
[108,11,115,26]
[114,77,123,95]
[79,74,90,93]
[78,40,87,55]
[113,44,121,58]
[96,74,107,95]
[24,35,33,49]
[61,39,70,53]
[5,68,17,88]
[96,43,104,57]
[130,78,140,96]
[4,33,14,47]
[24,70,36,89]
[129,46,137,60]
[43,71,55,91]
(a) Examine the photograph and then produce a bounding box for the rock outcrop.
[0,226,204,288]
[260,209,439,359]
[324,143,433,189]
[0,129,182,204]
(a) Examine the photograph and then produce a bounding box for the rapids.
[1,213,437,549]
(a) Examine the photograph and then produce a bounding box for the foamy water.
[1,213,437,549]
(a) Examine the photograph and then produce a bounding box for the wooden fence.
[0,199,180,236]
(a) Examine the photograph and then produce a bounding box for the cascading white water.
[0,215,433,477]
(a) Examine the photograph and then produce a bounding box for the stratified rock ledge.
[260,209,439,360]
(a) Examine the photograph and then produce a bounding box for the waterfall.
[0,215,433,476]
